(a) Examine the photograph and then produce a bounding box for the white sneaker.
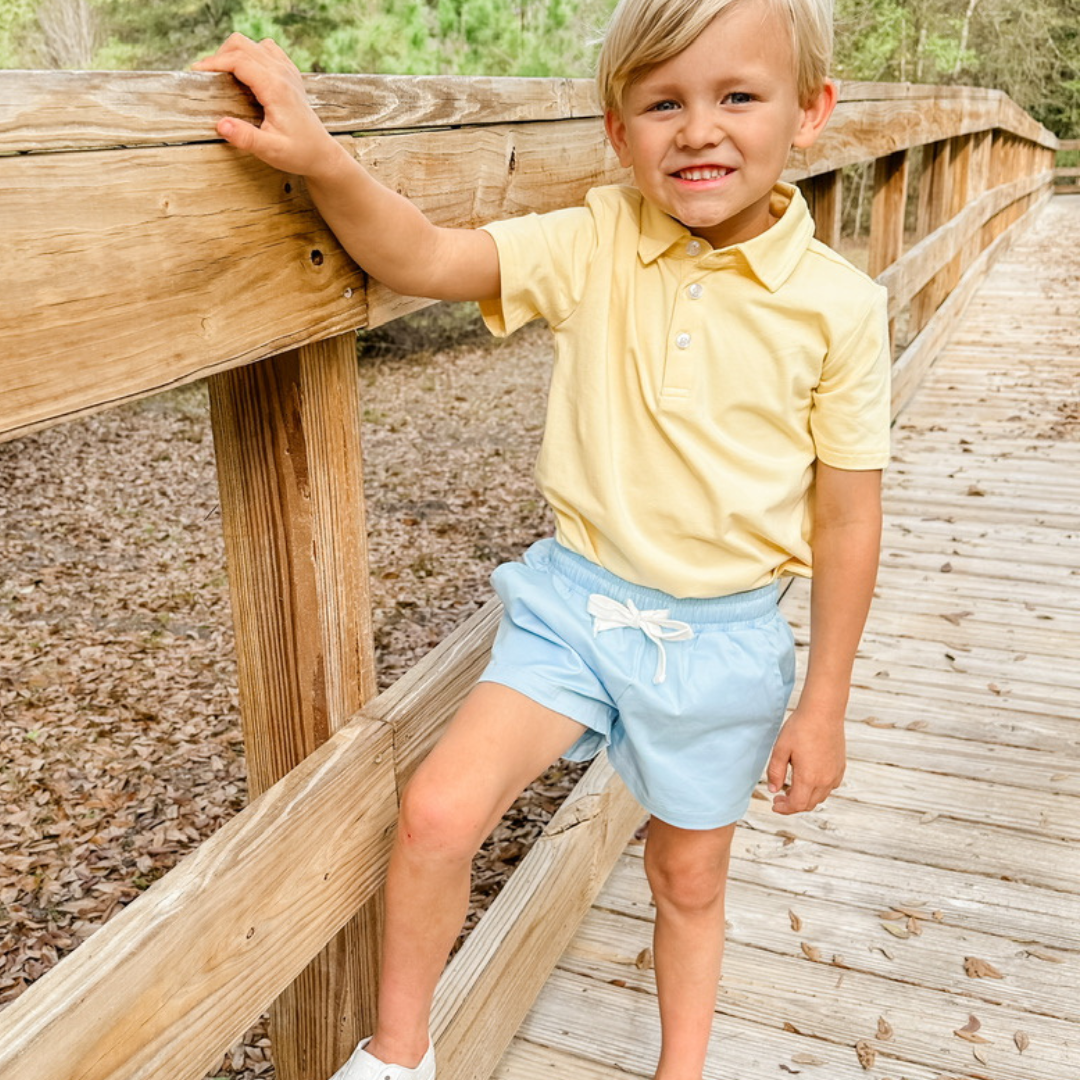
[330,1037,436,1080]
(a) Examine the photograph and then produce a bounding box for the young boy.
[194,0,888,1077]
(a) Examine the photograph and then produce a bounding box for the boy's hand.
[192,34,343,181]
[765,705,846,815]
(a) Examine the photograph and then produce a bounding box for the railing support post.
[208,331,384,1080]
[800,169,842,248]
[912,139,951,333]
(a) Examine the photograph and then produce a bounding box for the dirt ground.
[0,317,587,1077]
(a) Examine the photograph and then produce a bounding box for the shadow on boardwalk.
[494,196,1080,1080]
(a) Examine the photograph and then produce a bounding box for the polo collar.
[636,182,815,292]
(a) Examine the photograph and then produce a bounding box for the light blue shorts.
[479,539,797,829]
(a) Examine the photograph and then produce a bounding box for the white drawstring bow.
[586,594,695,684]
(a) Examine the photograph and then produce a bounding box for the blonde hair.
[596,0,833,112]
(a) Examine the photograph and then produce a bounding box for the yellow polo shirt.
[479,183,890,598]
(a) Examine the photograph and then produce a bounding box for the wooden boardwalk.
[492,196,1080,1080]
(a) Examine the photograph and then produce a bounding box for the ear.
[792,78,838,150]
[605,109,634,168]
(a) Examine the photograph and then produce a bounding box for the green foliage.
[834,0,1080,136]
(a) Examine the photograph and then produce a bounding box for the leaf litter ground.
[0,320,588,1078]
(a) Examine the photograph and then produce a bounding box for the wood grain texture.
[208,334,382,1079]
[0,119,626,445]
[868,148,908,278]
[798,170,841,247]
[2,74,1055,155]
[0,717,398,1080]
[0,70,601,152]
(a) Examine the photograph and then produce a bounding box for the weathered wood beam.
[798,169,842,248]
[0,118,625,445]
[0,716,398,1080]
[1,75,1056,155]
[0,583,504,1080]
[208,332,381,1079]
[869,149,909,279]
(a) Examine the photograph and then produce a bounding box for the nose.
[676,103,724,150]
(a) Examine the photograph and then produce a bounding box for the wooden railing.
[0,73,1059,1080]
[1056,137,1080,193]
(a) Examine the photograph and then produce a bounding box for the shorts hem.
[476,670,615,738]
[622,777,757,830]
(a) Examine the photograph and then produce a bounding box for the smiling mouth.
[673,167,733,181]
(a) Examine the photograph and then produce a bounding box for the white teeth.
[678,167,730,180]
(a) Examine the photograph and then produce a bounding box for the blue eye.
[648,99,680,112]
[724,92,754,105]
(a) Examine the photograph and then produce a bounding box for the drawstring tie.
[586,594,695,684]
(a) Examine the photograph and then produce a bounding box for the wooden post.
[868,149,909,278]
[800,169,842,248]
[965,130,992,262]
[208,331,384,1080]
[911,139,951,332]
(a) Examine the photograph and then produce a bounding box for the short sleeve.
[478,202,600,337]
[810,284,892,469]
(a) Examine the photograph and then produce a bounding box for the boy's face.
[605,0,835,249]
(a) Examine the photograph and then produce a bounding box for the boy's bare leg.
[644,817,736,1080]
[365,682,588,1067]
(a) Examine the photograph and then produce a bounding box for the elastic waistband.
[532,539,779,625]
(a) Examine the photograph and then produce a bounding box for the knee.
[397,769,489,864]
[645,842,729,915]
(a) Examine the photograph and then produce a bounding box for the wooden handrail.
[0,72,1061,1080]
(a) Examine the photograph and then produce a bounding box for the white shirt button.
[687,283,704,300]
[675,332,692,349]
[686,240,703,256]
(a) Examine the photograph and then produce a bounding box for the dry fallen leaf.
[634,947,653,971]
[881,921,911,939]
[791,1053,826,1065]
[788,910,803,932]
[954,1015,990,1043]
[854,1040,876,1069]
[875,1016,894,1041]
[973,1048,990,1065]
[800,942,822,962]
[906,916,922,936]
[1014,1031,1030,1052]
[964,956,1004,979]
[777,830,798,846]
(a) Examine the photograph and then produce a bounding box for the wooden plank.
[512,966,951,1080]
[868,149,908,278]
[741,795,1079,893]
[0,70,601,152]
[207,334,381,1079]
[1,74,1054,155]
[430,754,644,1080]
[560,909,1078,1079]
[584,873,1080,1021]
[0,717,398,1080]
[0,118,624,445]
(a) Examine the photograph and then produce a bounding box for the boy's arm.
[192,35,500,302]
[766,463,883,815]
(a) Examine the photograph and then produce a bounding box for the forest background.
[1,0,1078,139]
